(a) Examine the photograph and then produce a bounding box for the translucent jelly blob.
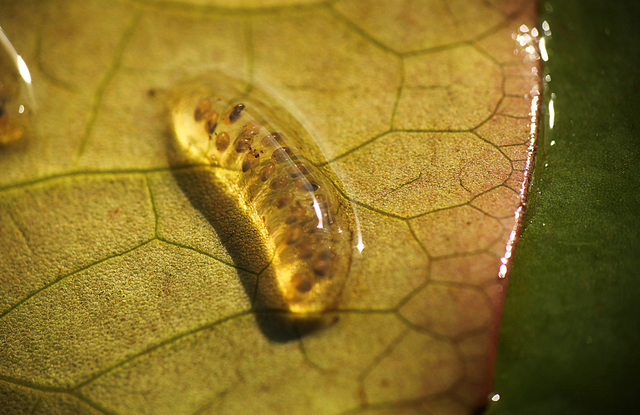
[170,73,354,314]
[0,26,35,144]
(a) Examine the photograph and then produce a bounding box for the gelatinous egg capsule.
[0,26,35,144]
[170,75,352,314]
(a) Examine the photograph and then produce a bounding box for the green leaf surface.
[490,0,640,414]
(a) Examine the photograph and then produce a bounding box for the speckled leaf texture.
[0,1,540,414]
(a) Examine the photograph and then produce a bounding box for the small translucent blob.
[170,73,353,314]
[0,26,35,144]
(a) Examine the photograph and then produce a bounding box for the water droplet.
[0,27,36,144]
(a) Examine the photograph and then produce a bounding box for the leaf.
[490,1,640,414]
[0,1,539,414]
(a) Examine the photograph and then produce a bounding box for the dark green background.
[489,0,640,414]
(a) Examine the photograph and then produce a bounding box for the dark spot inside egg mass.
[244,120,261,135]
[242,151,260,172]
[261,133,278,148]
[296,178,319,192]
[271,132,283,141]
[292,273,314,293]
[288,162,310,178]
[234,131,253,152]
[215,132,230,152]
[311,256,331,277]
[147,88,156,98]
[271,147,293,163]
[259,162,276,182]
[274,192,293,208]
[311,249,336,277]
[194,98,213,121]
[317,249,335,261]
[285,224,303,245]
[224,103,245,124]
[205,117,218,135]
[270,176,287,190]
